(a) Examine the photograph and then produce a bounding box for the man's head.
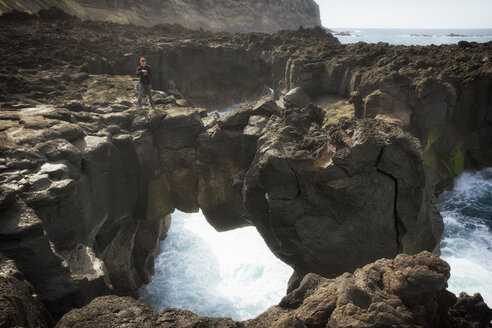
[140,57,146,66]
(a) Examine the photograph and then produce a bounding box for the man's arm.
[136,67,143,77]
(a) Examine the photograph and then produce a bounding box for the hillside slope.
[0,0,321,32]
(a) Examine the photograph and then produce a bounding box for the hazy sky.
[316,0,492,29]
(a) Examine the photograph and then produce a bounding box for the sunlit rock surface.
[0,9,491,326]
[56,252,492,328]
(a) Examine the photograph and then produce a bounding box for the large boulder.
[248,252,456,328]
[0,255,53,328]
[282,86,311,109]
[0,190,82,318]
[448,293,492,328]
[243,105,442,278]
[55,296,240,328]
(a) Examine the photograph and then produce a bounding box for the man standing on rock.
[136,57,155,110]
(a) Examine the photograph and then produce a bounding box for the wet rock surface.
[0,9,491,327]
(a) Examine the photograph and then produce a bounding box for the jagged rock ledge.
[1,8,492,327]
[54,252,492,327]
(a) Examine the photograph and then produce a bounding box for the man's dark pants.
[138,83,155,108]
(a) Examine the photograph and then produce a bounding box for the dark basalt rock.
[0,255,53,328]
[242,106,442,279]
[0,10,491,327]
[55,252,492,328]
[56,296,242,328]
[281,39,492,190]
[448,293,492,328]
[281,86,312,109]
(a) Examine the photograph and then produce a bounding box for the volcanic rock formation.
[55,252,492,328]
[0,0,321,32]
[0,255,53,327]
[0,8,492,327]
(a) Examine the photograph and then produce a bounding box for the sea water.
[437,169,492,305]
[138,210,293,320]
[330,28,492,45]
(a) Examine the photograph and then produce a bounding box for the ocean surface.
[437,169,492,306]
[330,28,492,45]
[139,211,293,321]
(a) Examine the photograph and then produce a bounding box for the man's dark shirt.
[136,65,152,85]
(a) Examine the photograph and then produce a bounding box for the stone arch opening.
[138,209,293,321]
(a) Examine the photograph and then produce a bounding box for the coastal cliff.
[0,0,321,32]
[0,8,491,327]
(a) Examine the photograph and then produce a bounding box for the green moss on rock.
[423,130,440,168]
[442,141,465,180]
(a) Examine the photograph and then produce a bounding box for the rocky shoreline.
[1,8,492,327]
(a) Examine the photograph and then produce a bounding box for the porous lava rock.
[1,9,491,326]
[281,40,492,189]
[448,293,492,328]
[0,255,53,328]
[55,252,492,328]
[242,105,442,279]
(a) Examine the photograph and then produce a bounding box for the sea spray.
[438,168,492,306]
[139,210,293,320]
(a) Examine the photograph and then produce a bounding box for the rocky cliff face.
[1,9,492,327]
[278,41,492,191]
[0,0,321,32]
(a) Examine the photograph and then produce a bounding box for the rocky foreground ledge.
[1,8,492,328]
[3,251,491,327]
[53,252,492,327]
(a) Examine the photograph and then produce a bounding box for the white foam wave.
[139,210,293,320]
[439,169,492,306]
[454,168,492,192]
[445,257,492,305]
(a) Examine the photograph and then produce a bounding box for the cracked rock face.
[242,106,442,279]
[1,9,491,326]
[281,41,492,191]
